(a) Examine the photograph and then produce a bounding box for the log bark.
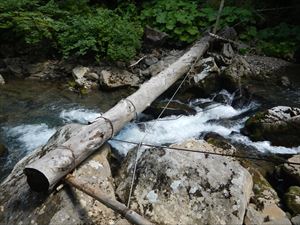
[24,36,212,192]
[65,175,154,225]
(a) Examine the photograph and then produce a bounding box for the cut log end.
[24,168,49,192]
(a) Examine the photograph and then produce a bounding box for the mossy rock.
[285,186,300,215]
[240,160,279,210]
[242,107,300,147]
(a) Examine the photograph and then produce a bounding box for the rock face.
[0,124,119,225]
[116,139,253,225]
[282,155,300,185]
[243,106,300,147]
[99,69,140,89]
[285,186,300,215]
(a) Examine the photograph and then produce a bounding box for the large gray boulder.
[243,106,300,147]
[116,139,253,225]
[0,124,120,225]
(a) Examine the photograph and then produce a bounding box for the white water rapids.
[3,90,299,160]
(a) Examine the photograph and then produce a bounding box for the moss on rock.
[285,186,300,215]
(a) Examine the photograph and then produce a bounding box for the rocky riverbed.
[0,42,300,224]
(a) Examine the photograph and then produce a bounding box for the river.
[1,64,300,182]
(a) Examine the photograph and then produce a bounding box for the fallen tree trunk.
[24,36,212,192]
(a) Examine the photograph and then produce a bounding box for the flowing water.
[0,65,300,182]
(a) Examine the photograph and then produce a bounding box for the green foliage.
[256,23,300,58]
[58,9,143,61]
[140,0,255,44]
[0,0,143,61]
[239,23,300,58]
[140,0,200,43]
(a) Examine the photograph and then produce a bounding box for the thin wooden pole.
[65,175,154,225]
[213,0,225,34]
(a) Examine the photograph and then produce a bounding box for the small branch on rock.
[129,56,147,68]
[65,174,154,225]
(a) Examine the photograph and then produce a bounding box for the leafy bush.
[58,9,143,61]
[140,0,255,44]
[0,0,143,61]
[257,23,300,58]
[140,0,200,43]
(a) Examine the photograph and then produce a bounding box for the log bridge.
[23,36,212,225]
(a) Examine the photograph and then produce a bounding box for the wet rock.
[282,155,300,186]
[0,74,5,85]
[0,144,8,157]
[221,55,252,91]
[116,139,252,225]
[291,215,300,225]
[186,57,221,95]
[0,124,120,225]
[144,26,168,47]
[243,106,300,147]
[99,69,140,89]
[143,101,197,118]
[285,186,300,215]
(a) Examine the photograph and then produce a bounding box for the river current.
[1,69,300,182]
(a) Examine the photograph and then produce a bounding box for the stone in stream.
[143,101,197,118]
[185,57,221,96]
[116,139,252,225]
[242,106,300,147]
[285,186,300,215]
[0,124,121,225]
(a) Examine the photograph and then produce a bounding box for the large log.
[24,36,211,192]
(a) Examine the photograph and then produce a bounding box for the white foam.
[110,104,244,155]
[60,108,101,124]
[4,124,56,151]
[110,98,299,156]
[230,134,300,154]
